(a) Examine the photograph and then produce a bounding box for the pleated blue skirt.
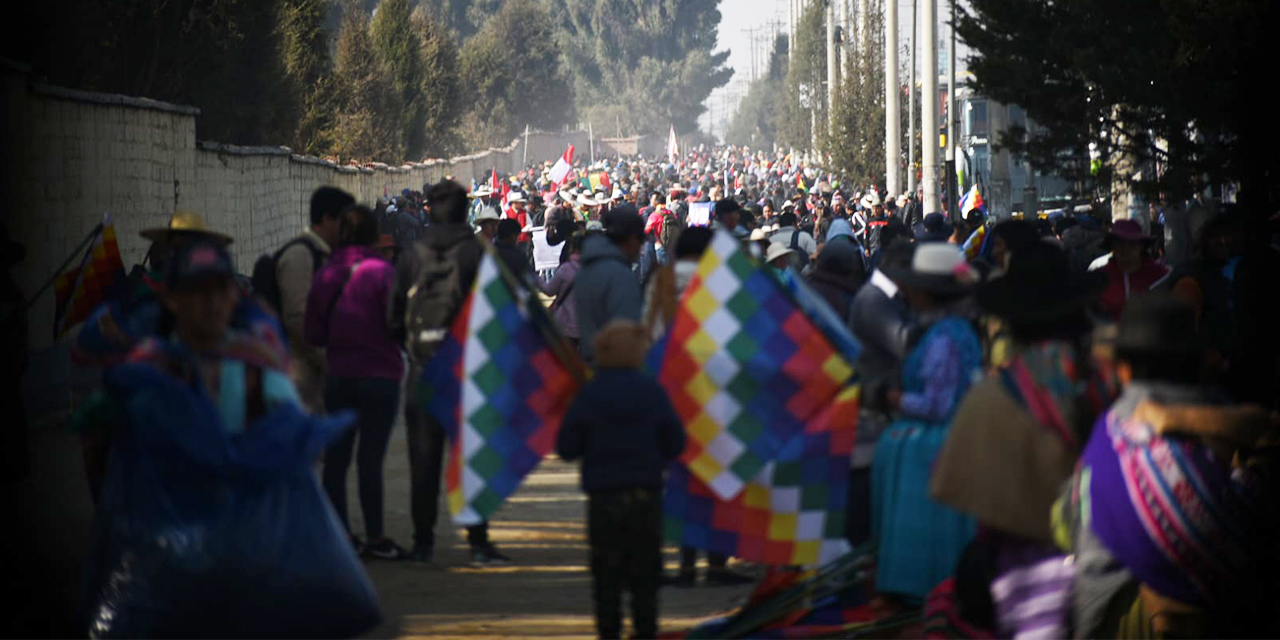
[871,419,976,600]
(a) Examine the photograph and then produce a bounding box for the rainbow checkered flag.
[652,230,860,565]
[53,214,125,338]
[420,249,584,525]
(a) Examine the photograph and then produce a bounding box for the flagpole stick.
[522,124,530,169]
[24,222,104,310]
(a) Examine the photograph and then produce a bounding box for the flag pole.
[522,124,530,170]
[25,221,104,310]
[588,122,595,164]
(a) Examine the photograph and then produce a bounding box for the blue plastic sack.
[79,362,380,638]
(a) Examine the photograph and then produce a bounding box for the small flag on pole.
[668,125,679,164]
[54,214,125,338]
[490,168,500,194]
[548,144,575,187]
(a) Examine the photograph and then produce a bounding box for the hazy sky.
[706,0,973,138]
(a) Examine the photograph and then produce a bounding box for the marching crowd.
[21,144,1280,638]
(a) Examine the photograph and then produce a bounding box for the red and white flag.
[490,168,500,193]
[667,125,679,164]
[548,144,575,186]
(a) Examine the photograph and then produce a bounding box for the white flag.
[667,125,679,164]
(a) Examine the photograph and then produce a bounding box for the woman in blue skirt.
[872,242,982,601]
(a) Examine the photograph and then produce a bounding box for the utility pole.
[884,0,900,196]
[908,0,918,195]
[827,0,837,138]
[920,0,938,212]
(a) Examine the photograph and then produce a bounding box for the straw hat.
[140,210,232,246]
[475,206,502,223]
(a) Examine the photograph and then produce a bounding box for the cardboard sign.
[687,202,713,227]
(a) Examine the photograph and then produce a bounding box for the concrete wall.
[2,61,609,351]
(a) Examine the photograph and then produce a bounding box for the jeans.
[589,487,662,639]
[405,365,490,549]
[322,376,400,540]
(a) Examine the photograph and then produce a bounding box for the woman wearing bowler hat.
[871,243,984,602]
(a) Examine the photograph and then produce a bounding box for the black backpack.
[790,229,811,271]
[251,237,326,316]
[405,238,472,362]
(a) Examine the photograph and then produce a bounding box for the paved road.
[11,415,757,638]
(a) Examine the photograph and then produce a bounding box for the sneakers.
[470,544,512,566]
[705,567,755,586]
[363,537,409,560]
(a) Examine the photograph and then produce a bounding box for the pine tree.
[412,7,463,159]
[371,0,425,158]
[329,1,405,161]
[458,0,574,148]
[277,0,335,155]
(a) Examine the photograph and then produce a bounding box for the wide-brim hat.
[976,241,1107,322]
[475,206,502,223]
[507,192,527,204]
[765,241,795,264]
[576,194,599,207]
[140,210,233,246]
[1108,219,1148,242]
[860,193,882,208]
[884,243,974,295]
[470,186,494,198]
[669,183,687,193]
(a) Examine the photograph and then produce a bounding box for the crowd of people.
[39,143,1280,638]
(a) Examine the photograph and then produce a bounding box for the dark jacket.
[574,235,642,362]
[556,369,685,492]
[391,222,484,345]
[847,270,913,412]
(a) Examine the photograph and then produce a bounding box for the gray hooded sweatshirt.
[574,234,642,362]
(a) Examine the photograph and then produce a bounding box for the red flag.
[490,168,500,193]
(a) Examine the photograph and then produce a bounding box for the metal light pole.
[920,0,938,212]
[884,0,901,196]
[907,0,917,195]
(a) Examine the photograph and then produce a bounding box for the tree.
[957,0,1280,210]
[774,0,826,151]
[371,0,426,157]
[825,0,887,189]
[329,1,405,161]
[412,7,464,158]
[416,0,498,41]
[458,0,575,149]
[278,0,336,155]
[552,0,732,137]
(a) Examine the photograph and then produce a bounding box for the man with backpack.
[392,179,510,566]
[271,186,353,415]
[769,211,816,272]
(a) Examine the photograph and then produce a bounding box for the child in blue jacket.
[557,320,685,639]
